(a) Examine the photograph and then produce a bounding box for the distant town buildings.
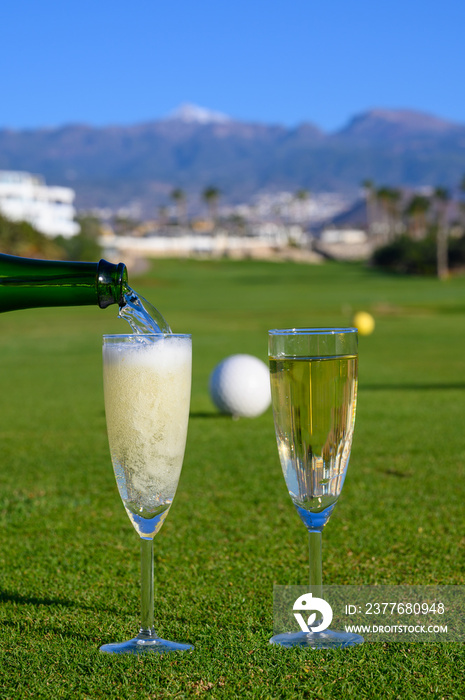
[0,171,80,238]
[1,167,461,266]
[99,189,373,263]
[101,223,321,263]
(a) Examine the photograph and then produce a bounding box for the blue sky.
[1,0,464,131]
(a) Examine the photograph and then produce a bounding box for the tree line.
[0,213,102,261]
[363,177,465,278]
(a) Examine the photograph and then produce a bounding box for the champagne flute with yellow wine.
[269,328,363,648]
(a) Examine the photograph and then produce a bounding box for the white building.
[0,170,80,238]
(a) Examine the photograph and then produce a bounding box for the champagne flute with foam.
[100,333,192,654]
[269,328,363,648]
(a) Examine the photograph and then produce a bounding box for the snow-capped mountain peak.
[166,103,231,124]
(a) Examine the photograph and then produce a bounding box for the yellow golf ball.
[353,311,375,336]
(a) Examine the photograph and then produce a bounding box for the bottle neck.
[97,259,128,308]
[0,254,128,312]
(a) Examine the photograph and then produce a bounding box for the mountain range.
[1,104,464,216]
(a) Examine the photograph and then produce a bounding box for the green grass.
[0,258,464,698]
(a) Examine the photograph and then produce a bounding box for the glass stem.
[309,530,323,599]
[140,536,155,635]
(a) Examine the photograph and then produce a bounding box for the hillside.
[0,105,464,215]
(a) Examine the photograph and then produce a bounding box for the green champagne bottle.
[0,254,128,312]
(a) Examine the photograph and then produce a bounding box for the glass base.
[270,630,364,649]
[100,632,193,655]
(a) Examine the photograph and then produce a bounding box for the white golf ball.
[209,354,271,418]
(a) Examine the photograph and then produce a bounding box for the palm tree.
[433,187,449,279]
[157,205,168,228]
[361,179,376,235]
[294,188,310,223]
[376,186,401,241]
[170,188,187,225]
[459,174,465,232]
[405,194,430,240]
[202,186,221,224]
